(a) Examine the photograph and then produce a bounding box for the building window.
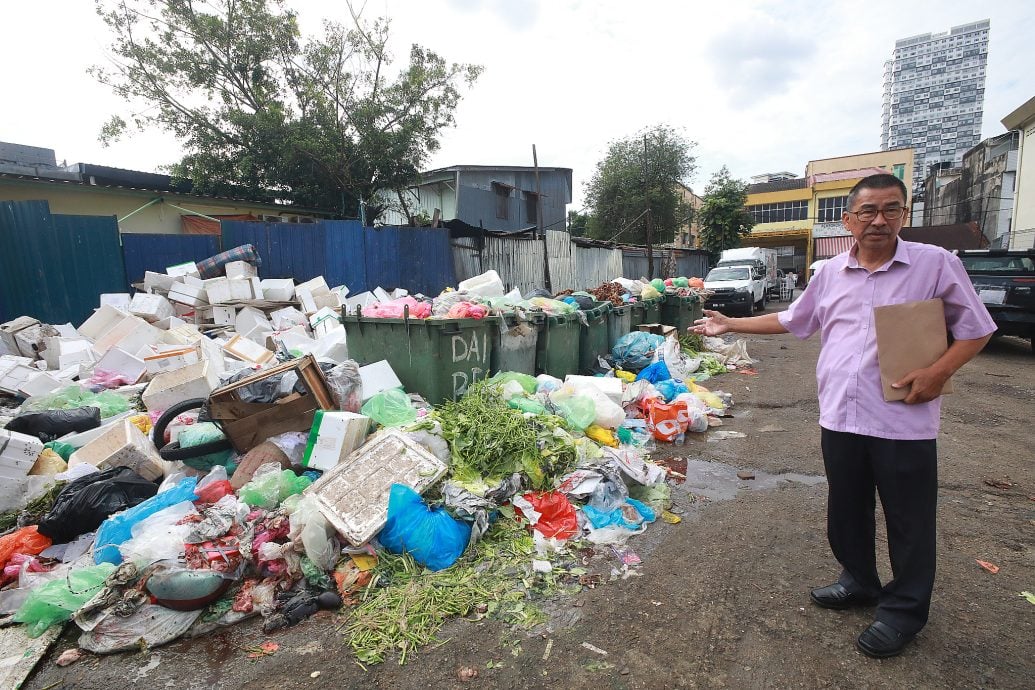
[523,191,539,225]
[745,199,807,224]
[892,164,905,181]
[817,195,849,222]
[493,183,510,220]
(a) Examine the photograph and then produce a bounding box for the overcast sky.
[4,0,1033,210]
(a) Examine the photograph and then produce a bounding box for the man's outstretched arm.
[692,310,789,337]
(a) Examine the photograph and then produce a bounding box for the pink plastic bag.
[445,302,489,319]
[361,296,432,319]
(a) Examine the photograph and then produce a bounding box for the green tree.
[567,209,590,236]
[584,124,695,244]
[698,167,754,257]
[91,0,481,221]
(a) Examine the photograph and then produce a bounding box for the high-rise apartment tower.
[881,20,990,194]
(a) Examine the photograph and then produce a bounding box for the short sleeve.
[778,273,823,340]
[935,253,997,340]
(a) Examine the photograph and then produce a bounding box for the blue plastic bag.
[612,332,665,372]
[654,378,689,402]
[635,361,671,384]
[378,484,471,571]
[581,498,657,531]
[94,477,199,565]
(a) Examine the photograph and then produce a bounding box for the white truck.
[717,247,780,301]
[703,264,766,316]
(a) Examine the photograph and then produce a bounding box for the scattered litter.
[737,471,756,481]
[983,478,1014,490]
[975,559,1000,574]
[757,424,786,433]
[581,642,609,656]
[245,641,279,660]
[542,638,553,661]
[708,431,747,441]
[55,648,85,667]
[456,666,479,682]
[1021,591,1035,605]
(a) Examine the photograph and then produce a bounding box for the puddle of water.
[678,458,824,501]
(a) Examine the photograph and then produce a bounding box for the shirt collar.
[843,237,911,272]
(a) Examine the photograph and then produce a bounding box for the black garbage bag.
[37,466,158,543]
[5,407,101,442]
[523,287,553,300]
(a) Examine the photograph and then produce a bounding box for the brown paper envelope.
[874,298,954,402]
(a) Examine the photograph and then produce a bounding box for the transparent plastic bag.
[490,372,537,395]
[549,390,596,430]
[94,477,199,565]
[119,501,198,565]
[612,332,665,372]
[287,496,338,571]
[13,563,116,637]
[360,388,416,428]
[238,463,311,510]
[20,385,130,418]
[325,360,363,412]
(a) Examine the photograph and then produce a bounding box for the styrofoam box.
[79,305,129,340]
[261,279,294,302]
[312,292,341,310]
[359,360,402,401]
[229,279,254,301]
[301,410,371,471]
[304,429,447,545]
[94,346,148,384]
[142,345,200,376]
[144,271,177,293]
[168,282,208,307]
[142,360,220,412]
[296,288,318,314]
[92,315,162,357]
[153,316,186,331]
[129,293,174,323]
[0,316,40,356]
[0,429,43,479]
[68,419,167,481]
[100,293,132,311]
[295,276,329,298]
[0,364,42,395]
[270,307,307,330]
[343,291,377,312]
[372,286,392,303]
[18,371,64,398]
[42,337,94,370]
[58,410,136,449]
[225,261,257,280]
[212,306,236,326]
[205,278,233,305]
[236,307,269,336]
[223,334,274,364]
[15,322,58,360]
[167,261,199,278]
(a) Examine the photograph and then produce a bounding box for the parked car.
[703,264,766,316]
[957,249,1035,352]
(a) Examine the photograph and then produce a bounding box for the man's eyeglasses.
[846,206,907,222]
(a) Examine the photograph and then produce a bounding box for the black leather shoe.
[809,582,878,610]
[855,621,915,658]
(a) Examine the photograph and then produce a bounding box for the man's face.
[842,186,908,254]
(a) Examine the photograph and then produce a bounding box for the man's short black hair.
[846,173,908,211]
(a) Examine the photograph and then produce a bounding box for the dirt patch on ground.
[24,314,1035,689]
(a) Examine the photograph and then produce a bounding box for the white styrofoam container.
[0,429,44,474]
[0,364,42,395]
[359,360,402,401]
[142,346,201,376]
[223,335,274,365]
[224,260,258,280]
[57,410,136,449]
[14,323,58,360]
[68,419,167,481]
[93,346,148,384]
[296,287,318,314]
[144,271,177,293]
[236,307,270,336]
[458,269,504,298]
[168,282,208,307]
[270,307,307,330]
[229,279,254,301]
[212,306,237,326]
[304,429,447,546]
[295,276,329,298]
[18,372,63,397]
[261,279,295,302]
[129,293,174,323]
[205,278,233,305]
[142,360,220,412]
[42,337,95,370]
[78,305,129,340]
[312,292,342,310]
[153,316,187,330]
[92,315,162,357]
[166,261,200,278]
[343,291,377,313]
[301,410,370,471]
[372,286,392,303]
[100,293,132,311]
[0,316,40,356]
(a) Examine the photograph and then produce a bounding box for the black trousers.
[821,428,938,635]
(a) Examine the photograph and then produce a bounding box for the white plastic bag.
[287,495,338,571]
[119,501,198,565]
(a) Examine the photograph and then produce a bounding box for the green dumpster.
[535,311,580,379]
[490,312,541,375]
[641,295,664,325]
[578,301,611,374]
[628,299,648,330]
[607,303,632,349]
[661,293,705,331]
[342,311,498,404]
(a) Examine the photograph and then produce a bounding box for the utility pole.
[643,135,654,279]
[533,144,552,292]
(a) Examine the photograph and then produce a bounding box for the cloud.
[445,0,539,31]
[707,16,816,107]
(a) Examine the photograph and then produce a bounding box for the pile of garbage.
[0,251,750,666]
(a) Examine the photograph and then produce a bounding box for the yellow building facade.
[744,147,914,275]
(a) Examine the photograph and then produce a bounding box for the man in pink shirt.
[693,174,995,658]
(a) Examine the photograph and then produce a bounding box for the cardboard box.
[0,317,40,356]
[304,429,447,545]
[225,261,258,280]
[301,410,370,471]
[141,360,220,412]
[637,323,677,339]
[359,360,402,401]
[206,354,335,453]
[68,419,167,481]
[261,279,295,302]
[129,293,174,323]
[166,261,200,278]
[223,334,275,365]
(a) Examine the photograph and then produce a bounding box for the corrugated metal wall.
[575,246,624,288]
[0,200,128,324]
[222,220,455,295]
[546,230,575,291]
[622,247,710,280]
[122,233,221,284]
[452,234,547,295]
